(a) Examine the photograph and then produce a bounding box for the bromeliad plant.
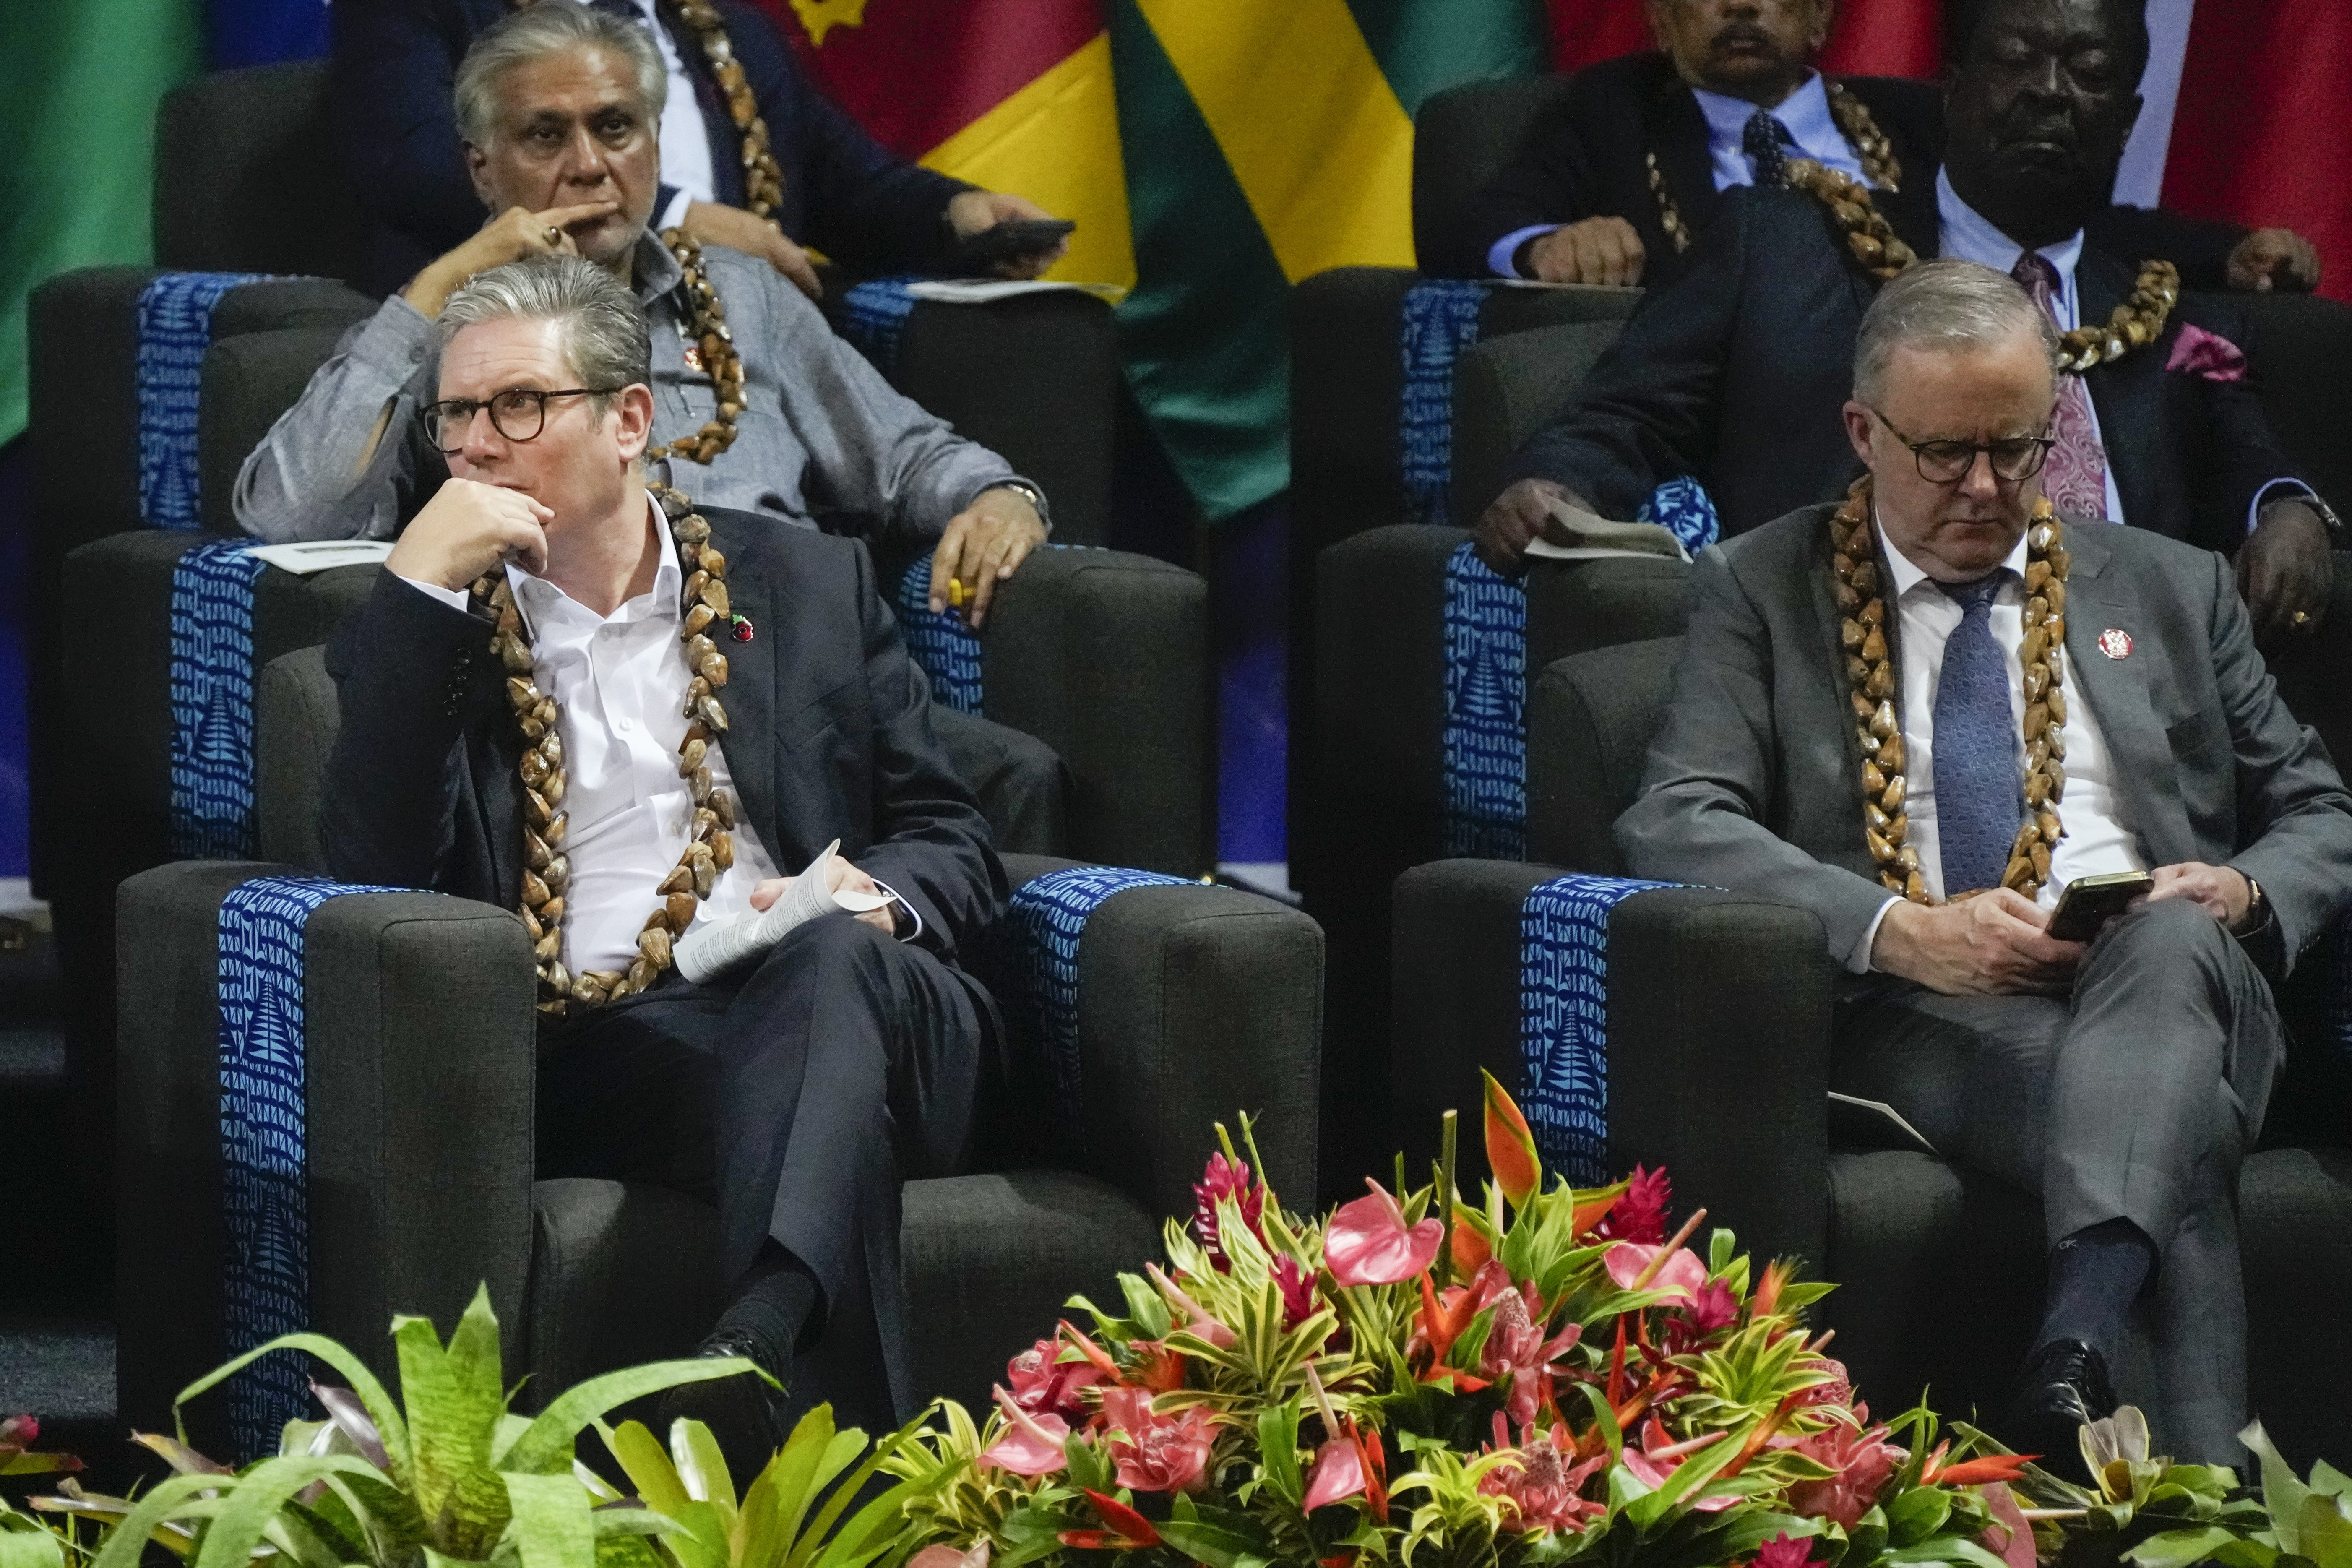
[883,1073,2041,1568]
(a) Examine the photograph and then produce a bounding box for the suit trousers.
[1831,897,2283,1463]
[535,912,993,1432]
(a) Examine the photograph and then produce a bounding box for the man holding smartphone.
[1615,260,2352,1469]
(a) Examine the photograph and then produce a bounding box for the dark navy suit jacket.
[331,0,972,296]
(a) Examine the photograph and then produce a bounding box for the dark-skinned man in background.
[1475,0,2339,650]
[242,3,1043,630]
[1443,0,2320,294]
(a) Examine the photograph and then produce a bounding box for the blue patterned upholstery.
[1398,280,1490,526]
[1004,865,1189,1135]
[1640,475,1721,552]
[138,271,273,529]
[894,557,985,714]
[1519,873,1673,1183]
[216,875,402,1458]
[169,539,270,860]
[1442,542,1528,860]
[839,277,920,372]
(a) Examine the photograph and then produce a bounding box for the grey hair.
[438,253,651,414]
[1852,258,2060,405]
[454,2,666,150]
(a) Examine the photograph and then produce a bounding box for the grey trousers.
[1833,897,2283,1462]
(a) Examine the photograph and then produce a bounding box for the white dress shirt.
[565,0,716,233]
[1848,519,2144,972]
[1490,71,1873,279]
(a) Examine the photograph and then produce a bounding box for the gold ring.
[544,226,562,245]
[2293,609,2312,626]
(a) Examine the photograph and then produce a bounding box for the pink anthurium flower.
[1303,1431,1367,1510]
[1977,1482,2038,1568]
[1325,1180,1443,1287]
[980,1385,1071,1477]
[1604,1241,1708,1303]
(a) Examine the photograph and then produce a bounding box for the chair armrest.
[116,861,537,1448]
[983,548,1211,875]
[1392,862,1834,1270]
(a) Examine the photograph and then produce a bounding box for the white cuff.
[2248,477,2318,535]
[658,188,697,235]
[870,878,923,944]
[1487,224,1558,280]
[398,573,474,613]
[1848,894,1901,974]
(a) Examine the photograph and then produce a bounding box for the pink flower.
[1193,1152,1267,1268]
[1478,1417,1607,1533]
[1303,1432,1367,1510]
[1477,1279,1584,1425]
[1753,1533,1818,1568]
[1100,1387,1215,1495]
[1604,1241,1708,1303]
[1977,1482,2037,1568]
[1784,1421,1906,1528]
[1005,1337,1102,1422]
[1273,1255,1320,1330]
[1599,1165,1671,1244]
[907,1543,992,1568]
[981,1385,1071,1477]
[1618,1427,1737,1510]
[1325,1180,1443,1287]
[1680,1278,1740,1334]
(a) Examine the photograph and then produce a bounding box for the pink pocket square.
[2165,321,2248,383]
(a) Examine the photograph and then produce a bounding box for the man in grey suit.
[1616,258,2352,1467]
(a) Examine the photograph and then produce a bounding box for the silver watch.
[980,478,1052,535]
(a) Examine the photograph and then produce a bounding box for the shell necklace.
[1828,475,2071,903]
[471,482,737,1014]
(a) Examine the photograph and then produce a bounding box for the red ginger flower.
[1478,1277,1583,1425]
[1100,1386,1216,1495]
[1599,1165,1671,1244]
[1753,1533,1819,1568]
[1005,1336,1102,1421]
[1273,1254,1320,1329]
[1784,1420,1907,1528]
[1478,1415,1607,1534]
[1193,1151,1266,1268]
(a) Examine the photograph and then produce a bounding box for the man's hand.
[1473,477,1591,573]
[2146,861,2253,930]
[2237,499,2332,647]
[387,477,552,590]
[1869,890,2086,995]
[680,200,823,300]
[927,487,1047,628]
[945,190,1068,279]
[2225,228,2322,294]
[402,202,619,318]
[1524,216,1647,287]
[748,858,896,933]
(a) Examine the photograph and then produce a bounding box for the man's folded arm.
[2204,549,2352,962]
[319,573,487,890]
[2172,296,2322,544]
[235,301,440,543]
[845,543,1007,960]
[1494,192,1747,518]
[1613,545,1899,961]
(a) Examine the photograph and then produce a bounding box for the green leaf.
[2129,1526,2253,1568]
[2314,1465,2352,1504]
[2245,1422,2313,1557]
[191,1453,421,1568]
[0,1517,68,1568]
[502,1471,595,1568]
[675,1417,739,1519]
[1882,1538,2011,1568]
[1886,1487,1955,1547]
[2298,1495,2352,1568]
[792,1417,930,1568]
[171,1333,414,1490]
[1256,1399,1303,1509]
[2210,1541,2288,1568]
[88,1473,241,1568]
[1158,1508,1278,1568]
[394,1295,510,1557]
[1573,1380,1624,1462]
[501,1359,766,1478]
[605,1421,693,1520]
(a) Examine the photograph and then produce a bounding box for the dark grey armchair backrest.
[1526,635,1684,875]
[1411,75,1575,276]
[258,646,341,874]
[1449,319,1629,529]
[154,60,368,284]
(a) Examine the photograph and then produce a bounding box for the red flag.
[2162,2,2352,303]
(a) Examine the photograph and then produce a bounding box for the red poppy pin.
[2098,628,2132,659]
[728,614,755,643]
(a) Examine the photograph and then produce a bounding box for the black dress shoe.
[2004,1339,2116,1485]
[653,1331,791,1483]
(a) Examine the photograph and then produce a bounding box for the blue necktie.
[1743,109,1797,188]
[1931,575,2022,896]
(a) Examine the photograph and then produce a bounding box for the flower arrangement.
[881,1073,2041,1568]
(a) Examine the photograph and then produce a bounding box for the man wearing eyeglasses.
[1475,0,2336,648]
[1616,257,2352,1472]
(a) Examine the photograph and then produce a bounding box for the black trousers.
[1832,897,2283,1462]
[535,914,993,1431]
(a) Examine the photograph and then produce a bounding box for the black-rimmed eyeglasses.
[421,387,622,455]
[1866,405,2056,485]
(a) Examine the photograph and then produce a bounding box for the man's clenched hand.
[2225,228,2321,294]
[2237,499,2332,648]
[1525,216,1648,287]
[1474,477,1589,573]
[928,487,1047,628]
[1870,889,2085,995]
[388,477,552,590]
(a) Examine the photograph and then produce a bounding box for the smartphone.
[2045,870,2154,942]
[948,218,1076,272]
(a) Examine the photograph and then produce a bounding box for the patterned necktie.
[2011,252,2110,520]
[1931,574,2023,897]
[1743,109,1797,188]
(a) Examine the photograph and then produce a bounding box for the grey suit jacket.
[1615,503,2352,970]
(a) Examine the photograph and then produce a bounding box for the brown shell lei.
[1829,476,2072,904]
[472,483,739,1015]
[1647,81,1902,256]
[648,230,746,466]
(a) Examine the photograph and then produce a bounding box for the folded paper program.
[671,838,890,983]
[1521,497,1694,563]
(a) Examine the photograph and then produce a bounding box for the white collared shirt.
[564,0,716,233]
[1848,518,2144,972]
[1490,71,1873,278]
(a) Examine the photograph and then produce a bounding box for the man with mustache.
[1616,256,2352,1466]
[1445,0,2318,294]
[1475,0,2338,648]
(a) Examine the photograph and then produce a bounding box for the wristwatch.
[2233,874,2268,935]
[980,478,1052,535]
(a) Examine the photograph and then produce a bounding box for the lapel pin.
[2097,628,2133,659]
[728,614,755,643]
